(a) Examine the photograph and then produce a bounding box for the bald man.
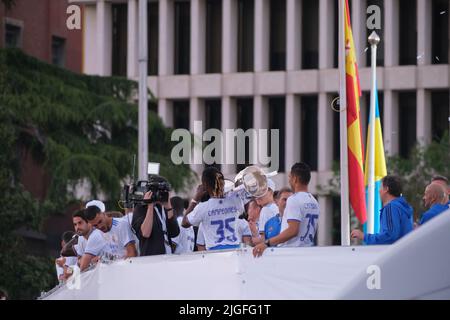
[419,183,449,225]
[431,176,450,207]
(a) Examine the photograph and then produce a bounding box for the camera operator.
[131,176,180,256]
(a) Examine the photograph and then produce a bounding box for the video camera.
[123,176,171,208]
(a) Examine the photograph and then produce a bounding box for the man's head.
[85,205,112,233]
[423,183,447,208]
[289,162,311,190]
[431,175,449,200]
[72,210,91,237]
[247,200,261,223]
[202,166,225,198]
[380,175,402,204]
[170,196,185,218]
[275,187,293,215]
[61,230,75,248]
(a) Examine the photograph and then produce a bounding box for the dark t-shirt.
[132,204,180,256]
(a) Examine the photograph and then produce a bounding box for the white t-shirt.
[196,219,251,247]
[188,192,247,249]
[279,192,320,247]
[86,218,135,259]
[172,217,195,254]
[258,202,280,234]
[120,213,140,256]
[83,229,108,257]
[64,256,78,267]
[74,235,87,257]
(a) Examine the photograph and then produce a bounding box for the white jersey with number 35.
[187,192,247,250]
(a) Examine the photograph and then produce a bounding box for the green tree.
[387,134,450,220]
[0,48,193,299]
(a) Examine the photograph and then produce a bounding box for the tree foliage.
[0,48,193,299]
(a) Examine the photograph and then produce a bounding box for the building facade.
[1,0,83,73]
[76,0,449,245]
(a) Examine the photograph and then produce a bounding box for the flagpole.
[367,31,380,234]
[339,0,350,246]
[138,0,148,180]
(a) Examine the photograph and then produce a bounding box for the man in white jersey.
[171,196,195,254]
[84,205,137,261]
[69,209,109,271]
[253,162,319,257]
[182,167,249,250]
[252,179,279,245]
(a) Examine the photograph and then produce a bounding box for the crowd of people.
[55,162,450,283]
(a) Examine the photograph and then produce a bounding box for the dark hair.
[382,175,402,197]
[202,166,225,198]
[61,230,75,243]
[431,175,448,184]
[85,205,101,221]
[291,162,311,185]
[72,209,88,222]
[273,190,280,199]
[170,196,185,217]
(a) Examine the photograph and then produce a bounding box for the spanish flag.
[345,0,367,224]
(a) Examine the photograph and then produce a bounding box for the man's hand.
[56,257,65,267]
[143,191,153,201]
[351,229,364,240]
[252,242,268,258]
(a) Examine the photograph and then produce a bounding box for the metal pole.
[339,0,350,246]
[367,31,380,234]
[138,0,148,180]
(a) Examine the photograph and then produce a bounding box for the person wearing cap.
[253,162,320,257]
[86,199,106,213]
[252,178,281,245]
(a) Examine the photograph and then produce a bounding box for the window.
[205,99,222,170]
[269,0,286,71]
[112,4,127,76]
[432,0,449,64]
[5,23,22,48]
[268,97,285,172]
[431,91,450,141]
[173,100,190,130]
[398,92,417,158]
[302,0,319,69]
[174,1,190,75]
[206,0,222,73]
[300,96,318,171]
[366,0,384,66]
[52,36,66,67]
[148,2,159,75]
[237,0,254,72]
[399,0,417,66]
[236,98,254,172]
